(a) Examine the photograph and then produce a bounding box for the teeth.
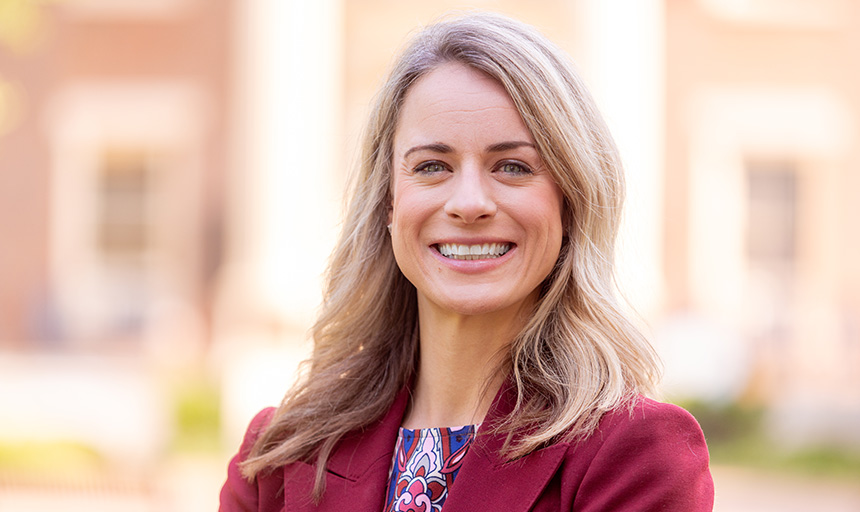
[437,243,511,260]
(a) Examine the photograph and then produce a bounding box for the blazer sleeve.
[572,400,714,512]
[219,407,276,512]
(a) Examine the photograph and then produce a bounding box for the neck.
[402,296,531,429]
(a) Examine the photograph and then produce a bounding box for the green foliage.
[682,399,765,443]
[781,446,860,477]
[171,379,221,453]
[0,440,103,474]
[678,399,860,481]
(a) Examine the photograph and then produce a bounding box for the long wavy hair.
[241,11,661,498]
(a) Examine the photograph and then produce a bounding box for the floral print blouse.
[383,424,477,512]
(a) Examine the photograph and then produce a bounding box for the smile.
[436,242,512,260]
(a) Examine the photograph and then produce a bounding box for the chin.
[435,296,527,319]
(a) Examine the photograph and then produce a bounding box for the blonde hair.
[241,11,660,498]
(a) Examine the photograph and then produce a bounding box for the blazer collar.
[325,385,411,481]
[441,380,567,512]
[282,387,410,511]
[283,381,566,511]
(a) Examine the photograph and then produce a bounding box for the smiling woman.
[221,12,713,512]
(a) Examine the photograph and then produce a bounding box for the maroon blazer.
[220,385,714,511]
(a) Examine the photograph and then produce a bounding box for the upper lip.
[430,237,514,246]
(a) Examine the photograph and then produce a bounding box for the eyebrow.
[486,141,536,153]
[403,143,453,159]
[402,140,536,159]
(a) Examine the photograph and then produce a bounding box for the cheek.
[535,186,565,235]
[391,185,430,227]
[389,195,423,257]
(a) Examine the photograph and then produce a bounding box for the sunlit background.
[1,0,858,510]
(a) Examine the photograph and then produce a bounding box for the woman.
[221,12,713,512]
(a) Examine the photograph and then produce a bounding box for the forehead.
[393,62,532,147]
[404,62,510,109]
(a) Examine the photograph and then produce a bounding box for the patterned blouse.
[383,424,477,512]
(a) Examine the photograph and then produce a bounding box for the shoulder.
[219,407,279,512]
[559,397,714,511]
[232,407,277,465]
[596,397,709,454]
[243,408,277,452]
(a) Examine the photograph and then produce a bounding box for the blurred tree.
[0,0,59,135]
[0,0,57,54]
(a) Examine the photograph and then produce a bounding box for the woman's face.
[389,62,564,319]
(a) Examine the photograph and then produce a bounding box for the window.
[744,159,799,342]
[97,148,153,265]
[746,161,798,267]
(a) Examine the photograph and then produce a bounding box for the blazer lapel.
[282,387,410,511]
[441,383,568,512]
[279,381,566,511]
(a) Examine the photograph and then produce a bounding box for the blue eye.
[499,162,532,175]
[415,162,447,174]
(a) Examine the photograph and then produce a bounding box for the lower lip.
[431,245,515,273]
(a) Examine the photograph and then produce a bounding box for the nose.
[444,164,497,223]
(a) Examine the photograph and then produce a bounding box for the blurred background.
[1,0,858,510]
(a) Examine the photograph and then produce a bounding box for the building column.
[218,0,343,445]
[576,0,666,319]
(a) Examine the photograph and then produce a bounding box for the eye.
[498,161,532,175]
[414,161,448,174]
